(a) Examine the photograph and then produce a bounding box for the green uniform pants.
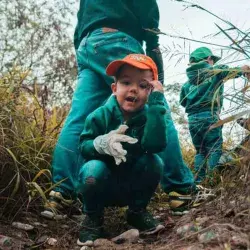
[188,111,223,183]
[77,154,163,214]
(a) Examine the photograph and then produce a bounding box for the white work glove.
[93,125,138,165]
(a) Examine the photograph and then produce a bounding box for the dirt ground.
[0,183,249,250]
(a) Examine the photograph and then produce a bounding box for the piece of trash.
[112,229,139,244]
[176,223,201,236]
[37,235,49,244]
[0,235,13,247]
[33,222,48,228]
[154,215,161,219]
[47,238,57,246]
[198,231,217,243]
[142,224,165,235]
[60,224,70,229]
[195,216,210,225]
[12,222,34,231]
[41,210,67,220]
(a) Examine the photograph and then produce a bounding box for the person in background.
[180,47,250,183]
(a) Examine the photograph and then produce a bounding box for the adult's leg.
[51,29,137,197]
[128,154,163,210]
[164,110,216,215]
[46,29,145,218]
[42,67,111,219]
[51,69,111,198]
[194,154,207,183]
[51,29,149,195]
[160,100,195,194]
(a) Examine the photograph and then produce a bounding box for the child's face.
[207,56,215,65]
[111,64,153,117]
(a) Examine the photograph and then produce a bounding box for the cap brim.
[211,55,221,63]
[106,59,151,77]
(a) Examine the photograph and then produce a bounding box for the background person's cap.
[106,54,158,80]
[189,47,221,63]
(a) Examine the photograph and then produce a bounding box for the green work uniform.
[78,92,167,214]
[180,61,243,182]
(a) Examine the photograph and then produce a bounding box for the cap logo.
[129,54,147,62]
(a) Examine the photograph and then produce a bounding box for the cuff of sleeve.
[148,91,165,105]
[230,67,243,78]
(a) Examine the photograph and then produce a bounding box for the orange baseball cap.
[106,54,158,80]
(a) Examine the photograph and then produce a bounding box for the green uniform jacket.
[74,0,159,50]
[79,92,167,164]
[180,61,243,115]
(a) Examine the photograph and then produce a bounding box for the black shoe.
[126,209,164,235]
[77,214,104,246]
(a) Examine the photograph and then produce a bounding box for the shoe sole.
[77,239,94,247]
[141,224,165,235]
[170,210,189,216]
[41,210,67,220]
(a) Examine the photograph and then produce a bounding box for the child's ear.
[111,83,117,94]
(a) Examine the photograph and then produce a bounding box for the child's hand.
[241,65,250,71]
[93,124,138,165]
[148,80,164,93]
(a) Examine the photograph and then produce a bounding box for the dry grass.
[0,67,68,218]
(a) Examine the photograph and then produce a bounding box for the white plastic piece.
[47,238,57,246]
[12,222,34,231]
